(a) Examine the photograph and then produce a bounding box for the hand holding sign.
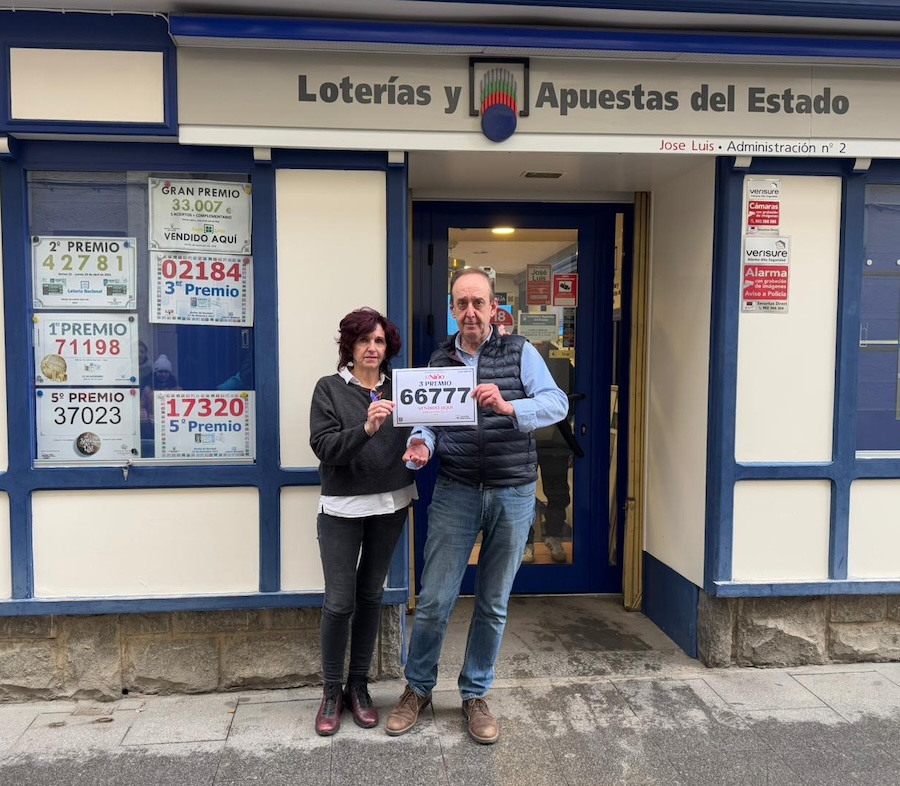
[473,383,514,416]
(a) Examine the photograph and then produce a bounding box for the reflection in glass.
[444,227,578,567]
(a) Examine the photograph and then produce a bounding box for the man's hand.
[403,437,431,468]
[365,399,395,436]
[473,383,515,416]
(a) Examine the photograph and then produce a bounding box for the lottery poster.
[148,178,252,254]
[35,387,140,463]
[149,252,253,326]
[154,390,255,460]
[32,235,137,310]
[33,313,139,386]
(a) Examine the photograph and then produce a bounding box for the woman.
[140,354,183,439]
[309,308,416,736]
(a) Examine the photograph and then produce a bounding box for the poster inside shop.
[553,273,579,307]
[150,253,254,326]
[526,264,552,306]
[35,387,140,463]
[148,178,252,255]
[518,312,559,343]
[32,236,137,310]
[746,178,781,235]
[742,236,790,313]
[33,313,139,385]
[155,391,255,460]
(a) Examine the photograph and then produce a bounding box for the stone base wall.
[698,593,900,667]
[0,606,404,702]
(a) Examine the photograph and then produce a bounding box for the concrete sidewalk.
[2,596,900,785]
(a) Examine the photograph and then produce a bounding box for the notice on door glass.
[155,391,255,460]
[36,387,140,463]
[33,313,139,385]
[741,236,790,313]
[32,235,137,310]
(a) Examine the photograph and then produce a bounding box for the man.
[523,340,575,564]
[386,268,568,744]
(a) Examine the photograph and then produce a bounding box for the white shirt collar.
[339,366,386,388]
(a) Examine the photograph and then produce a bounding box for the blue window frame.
[0,141,410,616]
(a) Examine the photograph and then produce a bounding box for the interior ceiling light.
[522,171,564,179]
[491,227,515,235]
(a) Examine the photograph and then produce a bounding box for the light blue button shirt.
[406,332,569,465]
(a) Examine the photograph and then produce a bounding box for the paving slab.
[702,670,825,712]
[614,678,764,755]
[11,710,130,755]
[121,694,237,746]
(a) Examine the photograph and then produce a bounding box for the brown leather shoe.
[385,685,431,736]
[344,683,379,728]
[314,686,343,736]
[462,697,499,744]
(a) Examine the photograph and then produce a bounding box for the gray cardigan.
[309,373,414,497]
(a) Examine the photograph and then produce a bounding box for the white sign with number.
[148,178,252,254]
[155,390,255,460]
[33,313,139,386]
[32,236,137,310]
[392,367,477,426]
[36,387,140,463]
[150,252,253,325]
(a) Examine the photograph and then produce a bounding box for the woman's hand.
[364,398,395,436]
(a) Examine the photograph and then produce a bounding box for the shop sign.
[742,236,790,313]
[149,178,252,254]
[526,264,552,305]
[150,253,254,326]
[35,387,140,463]
[518,312,559,343]
[32,236,137,310]
[179,50,900,157]
[553,273,578,306]
[34,313,139,385]
[746,179,781,235]
[155,391,255,460]
[392,367,477,426]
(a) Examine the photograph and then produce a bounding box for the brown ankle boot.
[314,683,343,736]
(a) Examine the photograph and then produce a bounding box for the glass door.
[411,202,628,595]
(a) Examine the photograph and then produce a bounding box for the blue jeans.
[405,476,536,700]
[317,509,408,684]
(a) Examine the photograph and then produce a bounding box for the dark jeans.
[317,509,407,684]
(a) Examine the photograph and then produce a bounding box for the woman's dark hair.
[337,308,402,374]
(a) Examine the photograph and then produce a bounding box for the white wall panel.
[277,169,386,468]
[645,158,715,587]
[10,49,164,123]
[735,176,841,462]
[732,480,830,581]
[280,487,325,591]
[32,488,259,597]
[0,176,8,472]
[0,494,9,599]
[849,480,900,578]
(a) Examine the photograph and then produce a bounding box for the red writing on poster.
[742,264,789,301]
[553,274,578,306]
[748,200,780,228]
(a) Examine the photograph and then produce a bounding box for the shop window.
[28,171,255,465]
[858,185,900,457]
